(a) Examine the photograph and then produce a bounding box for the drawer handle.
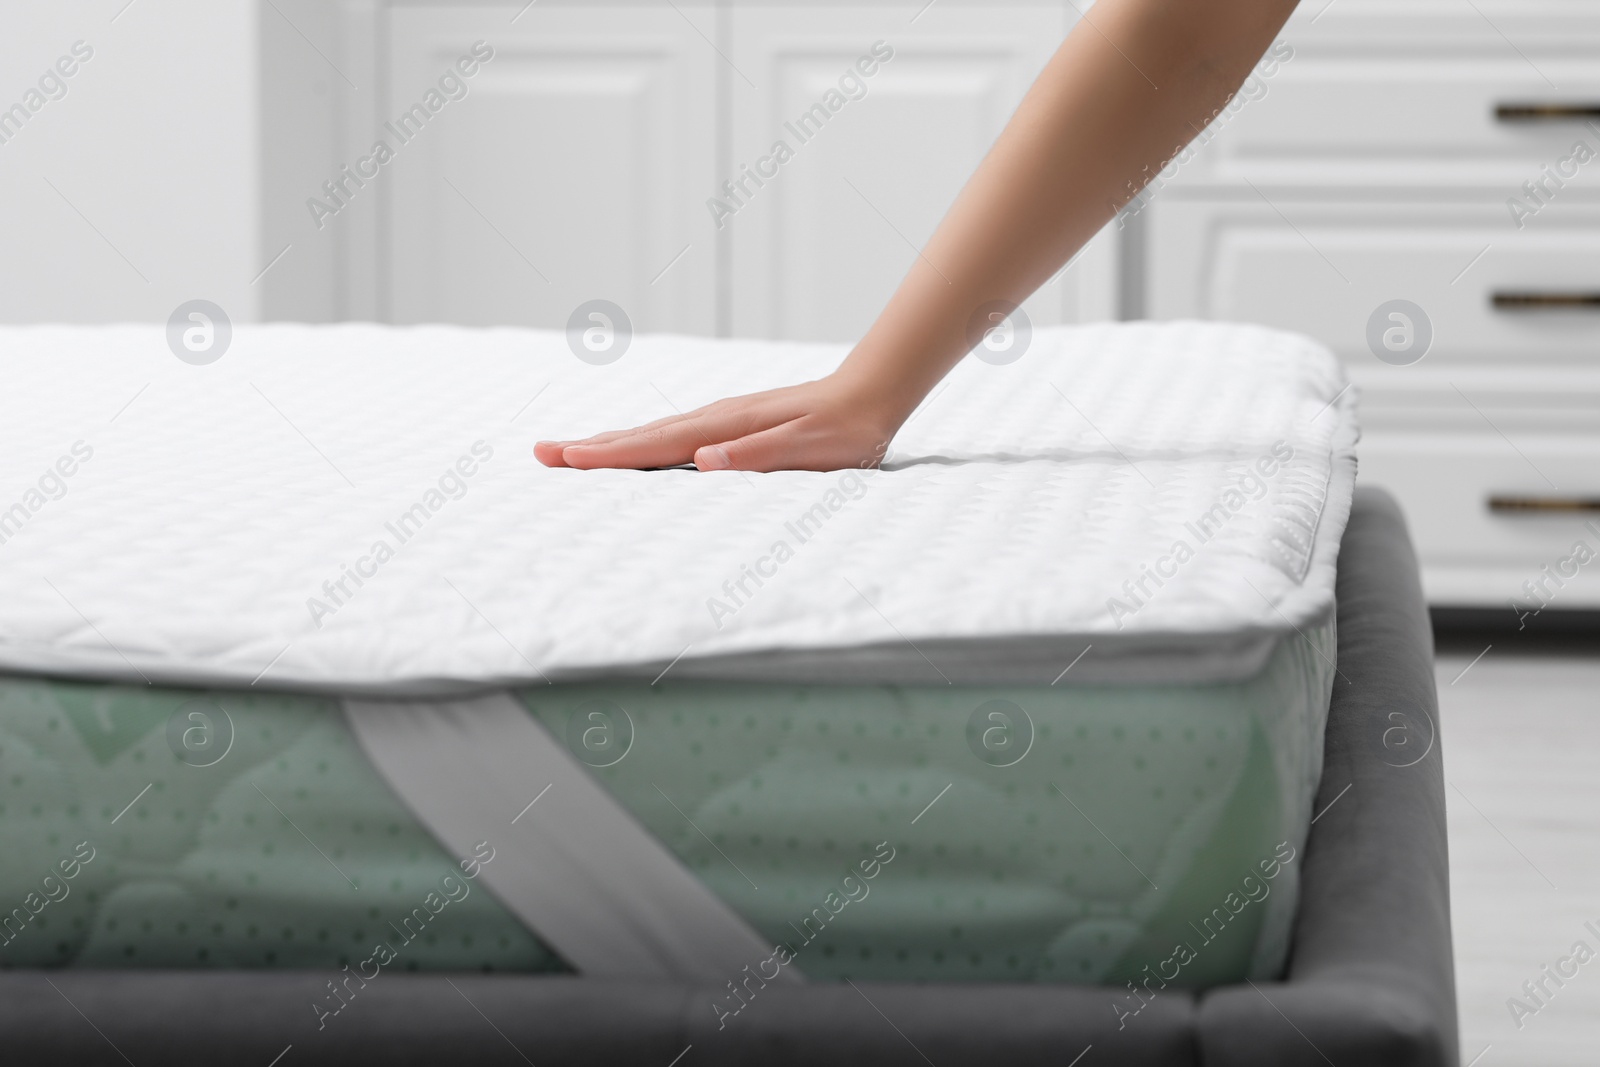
[1492,291,1600,310]
[1489,495,1600,513]
[1496,103,1600,122]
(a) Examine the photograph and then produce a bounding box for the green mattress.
[0,619,1332,985]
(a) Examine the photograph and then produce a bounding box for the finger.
[540,382,807,460]
[561,416,728,470]
[536,423,672,462]
[555,408,705,450]
[537,392,759,461]
[533,441,573,467]
[568,394,801,469]
[694,418,841,473]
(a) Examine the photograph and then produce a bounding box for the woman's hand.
[535,371,901,473]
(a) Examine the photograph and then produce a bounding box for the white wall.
[0,0,259,323]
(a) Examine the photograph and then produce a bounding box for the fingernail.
[697,446,731,471]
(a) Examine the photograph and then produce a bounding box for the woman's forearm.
[836,0,1300,423]
[539,0,1301,472]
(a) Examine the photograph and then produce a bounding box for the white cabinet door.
[383,4,717,332]
[726,4,1109,343]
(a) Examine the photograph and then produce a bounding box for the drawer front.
[1360,431,1600,608]
[1144,198,1600,367]
[1159,1,1600,191]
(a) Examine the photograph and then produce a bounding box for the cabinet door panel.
[385,4,716,331]
[728,5,1098,342]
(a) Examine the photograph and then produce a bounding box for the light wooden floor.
[1438,644,1600,1067]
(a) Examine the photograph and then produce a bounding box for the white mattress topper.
[0,320,1358,693]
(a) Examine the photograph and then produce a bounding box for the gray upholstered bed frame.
[0,487,1457,1066]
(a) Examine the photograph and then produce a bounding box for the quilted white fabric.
[0,320,1357,693]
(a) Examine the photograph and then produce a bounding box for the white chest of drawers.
[1138,0,1600,612]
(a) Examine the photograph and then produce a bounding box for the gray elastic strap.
[343,691,795,983]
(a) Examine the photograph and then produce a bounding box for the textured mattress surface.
[0,620,1331,984]
[0,321,1357,692]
